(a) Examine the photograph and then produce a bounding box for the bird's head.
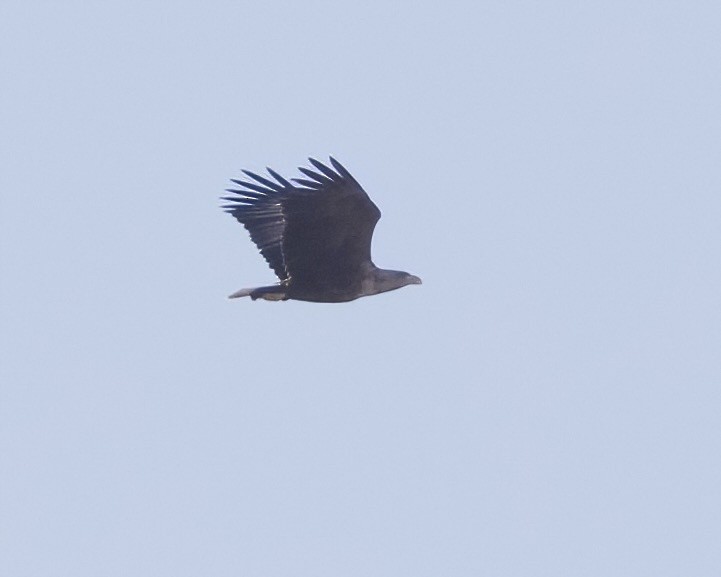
[369,268,422,296]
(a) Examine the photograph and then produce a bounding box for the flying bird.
[222,157,421,302]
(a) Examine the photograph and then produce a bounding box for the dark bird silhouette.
[222,157,421,302]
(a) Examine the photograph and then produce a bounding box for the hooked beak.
[409,275,422,285]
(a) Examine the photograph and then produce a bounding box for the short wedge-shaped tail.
[228,285,288,301]
[228,288,254,299]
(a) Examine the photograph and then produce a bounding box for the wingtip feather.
[329,156,353,180]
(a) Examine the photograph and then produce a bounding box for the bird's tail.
[228,285,288,301]
[228,287,254,299]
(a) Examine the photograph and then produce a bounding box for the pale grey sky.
[2,1,721,576]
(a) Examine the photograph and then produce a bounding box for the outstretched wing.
[284,157,381,285]
[222,157,381,287]
[221,167,293,281]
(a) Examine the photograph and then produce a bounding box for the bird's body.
[222,157,421,303]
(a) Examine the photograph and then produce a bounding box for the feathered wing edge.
[221,166,293,281]
[291,156,359,190]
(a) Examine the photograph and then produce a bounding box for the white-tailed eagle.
[222,157,421,302]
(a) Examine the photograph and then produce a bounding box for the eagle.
[222,157,421,302]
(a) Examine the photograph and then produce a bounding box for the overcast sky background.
[2,1,721,576]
